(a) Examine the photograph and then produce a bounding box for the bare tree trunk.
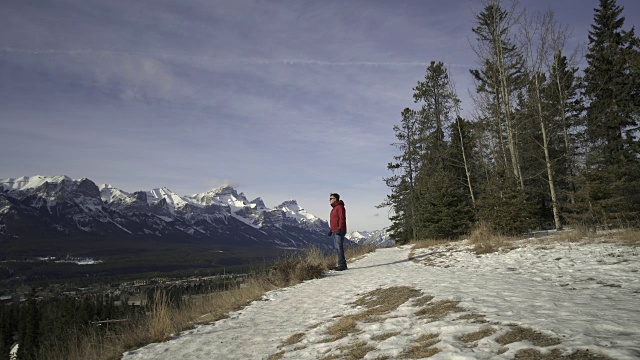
[489,0,524,188]
[449,77,477,208]
[521,9,562,230]
[547,17,581,206]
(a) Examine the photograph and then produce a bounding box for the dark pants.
[333,232,347,267]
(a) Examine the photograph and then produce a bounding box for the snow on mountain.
[1,175,396,251]
[0,175,341,252]
[147,187,191,210]
[0,175,73,192]
[249,197,267,211]
[346,229,394,247]
[100,184,131,203]
[187,186,251,210]
[276,200,319,222]
[0,175,334,239]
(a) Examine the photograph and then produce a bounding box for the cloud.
[202,178,242,192]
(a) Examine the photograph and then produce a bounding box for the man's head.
[330,193,340,205]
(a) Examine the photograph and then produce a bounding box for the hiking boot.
[335,265,348,271]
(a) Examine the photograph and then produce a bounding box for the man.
[328,193,347,271]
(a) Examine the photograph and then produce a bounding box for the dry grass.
[283,333,305,347]
[371,331,401,341]
[412,295,434,307]
[554,228,592,243]
[468,222,517,255]
[40,245,377,360]
[320,341,376,360]
[354,286,423,316]
[147,290,173,342]
[323,315,361,342]
[459,327,497,343]
[514,348,614,360]
[606,228,640,246]
[456,313,489,323]
[323,286,422,342]
[415,299,466,320]
[403,332,441,359]
[266,351,286,360]
[496,326,561,347]
[553,228,639,247]
[411,238,451,250]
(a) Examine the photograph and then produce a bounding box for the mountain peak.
[250,197,267,209]
[1,175,73,192]
[209,185,237,196]
[279,199,299,207]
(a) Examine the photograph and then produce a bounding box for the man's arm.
[339,206,347,234]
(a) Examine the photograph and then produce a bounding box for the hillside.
[122,232,639,360]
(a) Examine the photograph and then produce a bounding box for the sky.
[122,235,640,359]
[1,1,639,232]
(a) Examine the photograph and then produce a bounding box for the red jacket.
[330,200,347,233]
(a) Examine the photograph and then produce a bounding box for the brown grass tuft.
[468,222,515,254]
[323,315,361,342]
[607,228,640,246]
[412,238,449,250]
[371,331,401,341]
[459,327,497,343]
[320,341,376,360]
[283,333,305,347]
[456,313,488,323]
[412,295,434,307]
[514,348,614,360]
[554,228,591,243]
[403,332,441,359]
[266,351,286,360]
[147,290,173,342]
[415,300,466,319]
[323,286,422,342]
[496,326,561,347]
[354,286,423,316]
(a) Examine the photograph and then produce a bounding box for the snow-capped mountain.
[0,175,337,258]
[346,229,395,247]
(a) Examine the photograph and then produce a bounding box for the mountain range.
[0,176,393,269]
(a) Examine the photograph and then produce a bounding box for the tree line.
[382,0,640,243]
[0,281,228,360]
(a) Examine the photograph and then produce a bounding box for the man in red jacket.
[328,193,348,271]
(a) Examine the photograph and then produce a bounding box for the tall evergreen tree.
[17,295,40,360]
[412,61,475,239]
[544,52,582,208]
[0,307,12,360]
[580,0,640,227]
[381,108,422,243]
[470,0,527,188]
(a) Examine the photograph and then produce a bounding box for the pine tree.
[0,306,11,360]
[17,295,40,360]
[380,108,422,243]
[477,171,537,235]
[412,61,475,239]
[544,52,582,208]
[580,0,640,227]
[470,0,527,188]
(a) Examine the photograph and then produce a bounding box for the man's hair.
[330,193,340,201]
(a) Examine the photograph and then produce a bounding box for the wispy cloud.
[1,47,473,68]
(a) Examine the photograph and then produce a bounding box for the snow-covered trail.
[122,242,640,360]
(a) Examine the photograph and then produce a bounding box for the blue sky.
[1,0,638,231]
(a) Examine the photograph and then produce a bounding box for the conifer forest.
[382,0,640,243]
